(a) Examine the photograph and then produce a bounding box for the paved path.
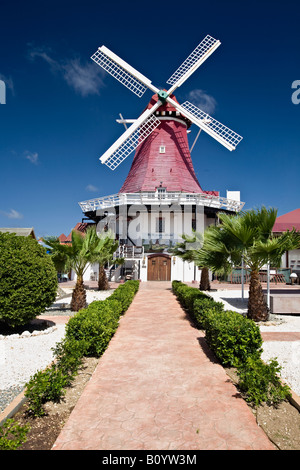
[52,282,275,450]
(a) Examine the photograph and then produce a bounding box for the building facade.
[76,94,244,283]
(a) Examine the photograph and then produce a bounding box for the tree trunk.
[200,267,210,291]
[247,269,269,321]
[98,264,109,290]
[70,277,87,312]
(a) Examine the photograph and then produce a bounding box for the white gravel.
[0,288,114,412]
[207,289,300,397]
[0,325,67,390]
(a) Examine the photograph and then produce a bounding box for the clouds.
[0,209,23,219]
[187,89,217,115]
[28,45,105,97]
[86,184,98,192]
[24,150,39,165]
[63,59,105,97]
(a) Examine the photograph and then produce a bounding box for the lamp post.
[290,272,297,285]
[267,260,270,309]
[241,255,244,300]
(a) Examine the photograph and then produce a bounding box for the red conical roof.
[120,93,218,195]
[272,208,300,232]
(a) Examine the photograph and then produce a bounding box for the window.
[156,217,165,233]
[157,187,166,199]
[159,146,165,153]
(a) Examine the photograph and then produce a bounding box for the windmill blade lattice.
[91,35,243,169]
[166,35,220,90]
[91,46,154,98]
[181,101,243,150]
[102,114,161,170]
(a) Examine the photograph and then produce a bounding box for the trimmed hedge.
[24,280,139,416]
[0,232,57,328]
[172,281,208,314]
[172,280,291,405]
[203,309,263,367]
[172,280,262,366]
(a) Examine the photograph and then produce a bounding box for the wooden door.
[147,255,171,281]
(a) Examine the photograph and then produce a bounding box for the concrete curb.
[0,389,27,427]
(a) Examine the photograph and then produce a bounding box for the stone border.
[0,389,27,427]
[0,322,57,340]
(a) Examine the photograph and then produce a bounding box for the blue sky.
[0,0,299,239]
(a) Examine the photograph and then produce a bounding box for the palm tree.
[44,227,112,311]
[195,207,300,321]
[172,231,211,290]
[92,230,124,290]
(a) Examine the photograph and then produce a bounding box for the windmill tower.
[79,35,244,282]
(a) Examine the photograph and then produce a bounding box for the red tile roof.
[272,208,300,232]
[119,93,219,195]
[58,223,95,244]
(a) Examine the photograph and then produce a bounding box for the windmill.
[78,35,244,283]
[91,35,243,171]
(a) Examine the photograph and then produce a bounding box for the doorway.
[147,254,171,281]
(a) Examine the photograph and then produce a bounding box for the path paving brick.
[52,282,275,450]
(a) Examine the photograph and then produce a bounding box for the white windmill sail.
[166,35,221,93]
[91,46,158,97]
[176,101,243,151]
[91,35,243,169]
[102,114,161,170]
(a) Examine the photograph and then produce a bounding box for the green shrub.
[193,297,224,328]
[172,281,291,408]
[109,282,137,313]
[24,281,139,416]
[125,279,140,293]
[52,337,86,377]
[65,309,119,357]
[237,357,292,406]
[172,281,209,313]
[171,280,182,295]
[0,233,57,328]
[24,365,70,416]
[204,309,263,367]
[0,418,30,450]
[88,298,123,320]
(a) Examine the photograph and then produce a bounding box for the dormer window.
[159,146,165,154]
[157,187,166,199]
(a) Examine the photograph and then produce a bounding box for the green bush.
[193,297,224,328]
[24,281,139,416]
[237,357,292,406]
[25,365,70,416]
[109,280,138,313]
[172,280,209,314]
[0,418,30,450]
[172,281,262,367]
[65,309,119,357]
[0,233,57,328]
[172,281,290,407]
[204,309,263,367]
[87,298,123,320]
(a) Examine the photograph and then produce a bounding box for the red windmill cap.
[143,92,192,128]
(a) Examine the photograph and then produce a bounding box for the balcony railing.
[79,191,244,213]
[116,245,144,259]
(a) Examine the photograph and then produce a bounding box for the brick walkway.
[52,282,275,450]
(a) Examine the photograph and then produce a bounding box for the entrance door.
[147,255,171,281]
